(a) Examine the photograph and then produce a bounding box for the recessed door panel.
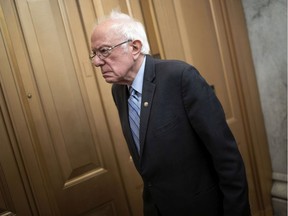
[14,0,130,214]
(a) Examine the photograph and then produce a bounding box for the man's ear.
[131,40,142,56]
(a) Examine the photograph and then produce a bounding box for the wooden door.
[0,0,131,215]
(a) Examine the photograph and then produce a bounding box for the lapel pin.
[144,102,149,107]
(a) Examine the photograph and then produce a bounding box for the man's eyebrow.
[92,44,111,51]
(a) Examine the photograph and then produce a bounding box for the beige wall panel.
[139,0,162,58]
[94,0,119,15]
[151,0,185,60]
[123,0,144,21]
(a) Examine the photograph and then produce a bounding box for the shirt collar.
[130,56,146,94]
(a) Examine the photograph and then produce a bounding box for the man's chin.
[104,77,124,85]
[104,78,114,84]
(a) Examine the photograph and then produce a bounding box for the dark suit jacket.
[112,55,250,216]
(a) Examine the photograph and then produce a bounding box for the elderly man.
[90,10,250,216]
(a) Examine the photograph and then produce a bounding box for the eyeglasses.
[90,39,132,61]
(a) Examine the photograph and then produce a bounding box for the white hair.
[97,10,150,55]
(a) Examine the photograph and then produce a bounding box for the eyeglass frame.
[90,39,132,61]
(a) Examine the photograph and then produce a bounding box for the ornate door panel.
[1,0,130,215]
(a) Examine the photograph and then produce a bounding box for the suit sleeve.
[181,66,251,216]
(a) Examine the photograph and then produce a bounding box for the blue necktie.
[128,87,141,154]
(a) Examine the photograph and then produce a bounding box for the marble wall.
[241,0,287,215]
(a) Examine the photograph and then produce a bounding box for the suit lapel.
[139,56,156,157]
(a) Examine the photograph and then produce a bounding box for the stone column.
[241,0,287,215]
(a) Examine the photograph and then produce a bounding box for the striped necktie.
[128,87,141,154]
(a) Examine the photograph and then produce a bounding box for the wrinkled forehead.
[91,20,123,46]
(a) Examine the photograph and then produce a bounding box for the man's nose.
[92,55,105,67]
